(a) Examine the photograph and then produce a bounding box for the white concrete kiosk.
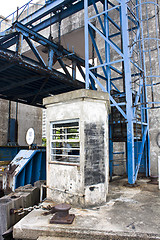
[43,89,110,207]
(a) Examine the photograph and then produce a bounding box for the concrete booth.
[43,89,110,207]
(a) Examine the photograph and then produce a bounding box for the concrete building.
[44,89,110,207]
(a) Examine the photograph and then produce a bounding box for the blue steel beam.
[91,0,105,33]
[0,47,43,66]
[104,0,111,94]
[11,22,86,67]
[77,64,85,80]
[0,0,99,49]
[89,24,121,92]
[21,0,76,26]
[134,125,148,181]
[84,0,150,184]
[88,22,123,57]
[84,0,89,89]
[86,2,128,118]
[0,33,16,44]
[22,0,99,31]
[121,0,135,184]
[24,37,47,67]
[89,70,127,119]
[1,36,18,49]
[57,58,72,80]
[48,48,54,69]
[88,26,109,81]
[32,0,85,33]
[138,0,151,175]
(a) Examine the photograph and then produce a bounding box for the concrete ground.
[13,178,160,240]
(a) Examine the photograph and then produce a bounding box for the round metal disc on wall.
[156,133,160,148]
[26,128,35,145]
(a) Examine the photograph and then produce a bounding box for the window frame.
[50,119,80,165]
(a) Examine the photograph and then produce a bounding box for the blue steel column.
[84,0,90,89]
[48,48,54,70]
[104,0,113,180]
[121,0,135,184]
[138,0,150,176]
[104,0,110,92]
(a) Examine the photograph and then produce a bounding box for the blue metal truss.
[84,0,158,184]
[0,0,160,184]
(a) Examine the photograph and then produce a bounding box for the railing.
[0,0,44,32]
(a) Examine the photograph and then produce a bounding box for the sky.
[0,0,37,18]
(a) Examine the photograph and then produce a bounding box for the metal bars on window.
[50,120,80,164]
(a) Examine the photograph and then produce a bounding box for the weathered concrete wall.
[143,3,160,176]
[0,99,42,146]
[0,99,9,146]
[0,184,40,240]
[17,103,42,146]
[44,89,110,207]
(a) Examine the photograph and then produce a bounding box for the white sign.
[26,128,35,145]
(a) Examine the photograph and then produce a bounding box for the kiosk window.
[50,120,80,164]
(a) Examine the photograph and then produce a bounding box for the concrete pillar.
[43,89,110,207]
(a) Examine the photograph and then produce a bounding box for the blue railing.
[0,0,44,32]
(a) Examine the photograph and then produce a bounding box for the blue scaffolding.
[0,0,160,184]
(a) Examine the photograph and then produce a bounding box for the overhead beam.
[24,37,47,67]
[13,83,77,100]
[0,33,16,44]
[0,77,19,84]
[0,47,42,66]
[21,0,77,26]
[1,0,98,49]
[10,22,86,66]
[32,0,85,32]
[0,94,45,108]
[77,64,85,80]
[57,58,72,80]
[0,63,15,72]
[30,77,49,104]
[0,75,45,93]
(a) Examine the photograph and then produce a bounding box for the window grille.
[50,120,80,164]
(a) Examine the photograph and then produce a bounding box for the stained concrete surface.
[0,184,40,240]
[44,89,110,207]
[13,178,160,239]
